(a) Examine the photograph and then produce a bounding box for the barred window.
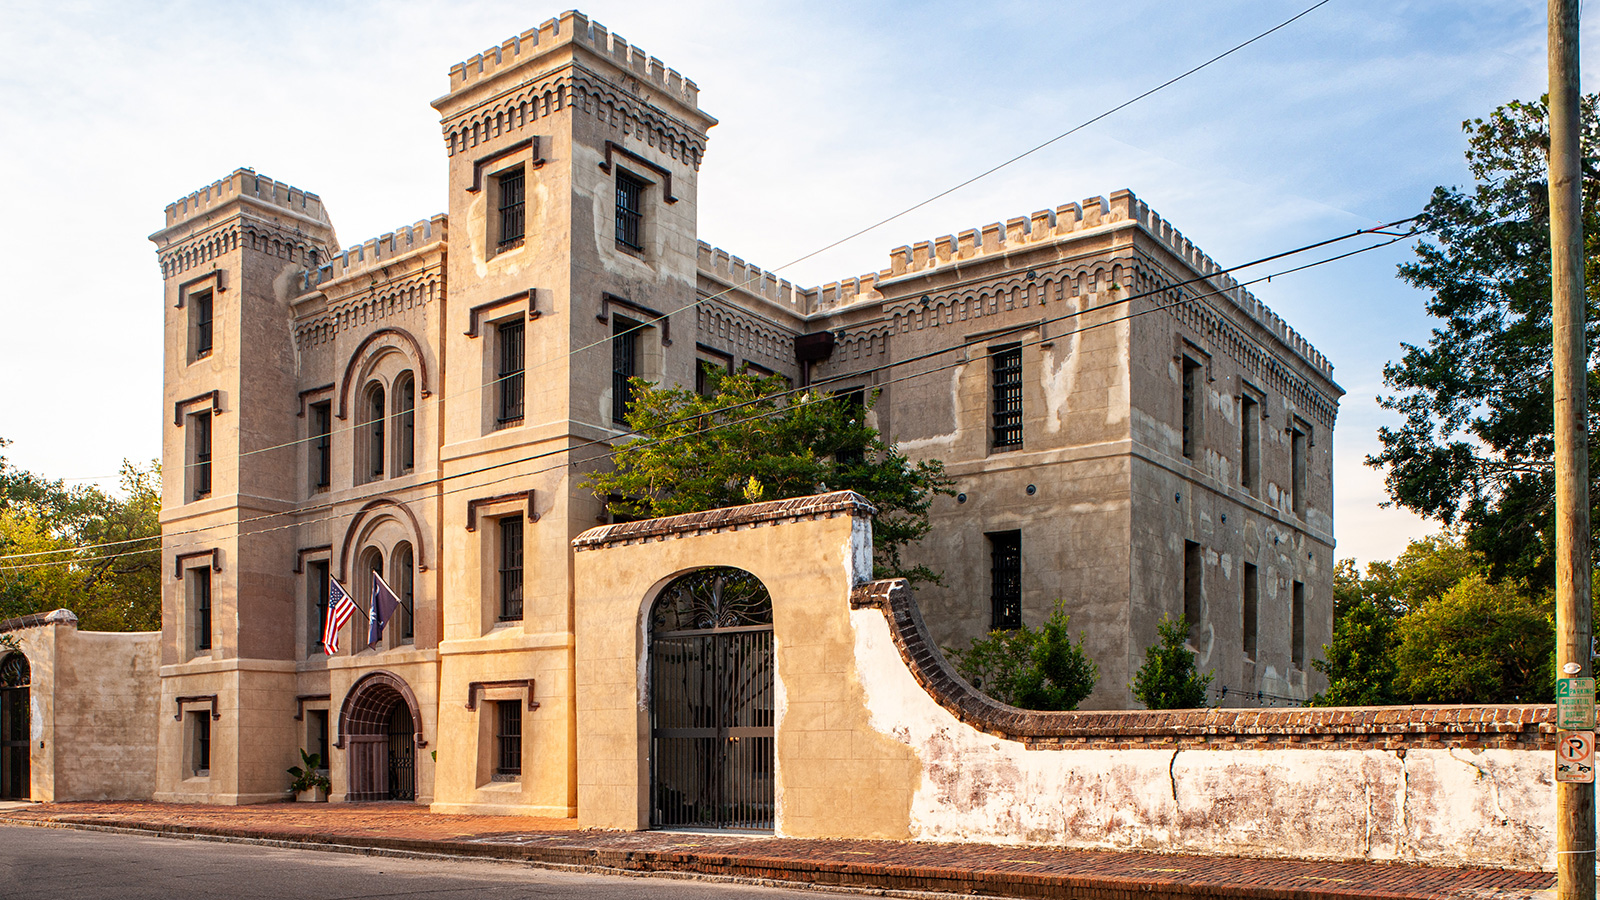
[497,166,525,251]
[394,543,414,642]
[494,700,522,780]
[612,318,639,425]
[362,383,385,481]
[190,411,212,501]
[1181,357,1202,459]
[615,170,645,251]
[310,401,332,491]
[394,372,416,475]
[307,559,329,654]
[988,530,1021,630]
[191,289,213,361]
[499,515,524,622]
[990,344,1023,450]
[191,567,212,651]
[1292,581,1306,669]
[497,319,525,428]
[191,712,211,775]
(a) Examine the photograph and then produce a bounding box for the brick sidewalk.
[0,801,1554,900]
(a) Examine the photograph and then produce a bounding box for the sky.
[0,0,1589,569]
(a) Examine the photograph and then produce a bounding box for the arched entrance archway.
[1,653,30,800]
[648,567,774,830]
[337,671,421,802]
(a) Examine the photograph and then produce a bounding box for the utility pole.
[1550,2,1595,898]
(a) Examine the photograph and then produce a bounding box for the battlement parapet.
[696,241,813,313]
[308,214,447,289]
[163,168,328,228]
[447,10,699,111]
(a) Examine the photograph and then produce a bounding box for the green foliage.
[1370,94,1600,589]
[946,601,1098,710]
[580,373,953,586]
[0,441,160,632]
[287,749,331,795]
[1131,615,1212,709]
[1314,533,1562,705]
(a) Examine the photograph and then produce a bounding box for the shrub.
[1131,614,1212,709]
[947,601,1098,710]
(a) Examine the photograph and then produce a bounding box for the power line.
[195,0,1336,468]
[0,222,1416,572]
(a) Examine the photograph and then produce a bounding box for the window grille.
[494,700,522,779]
[988,530,1022,630]
[193,712,210,775]
[1181,357,1201,459]
[615,171,644,251]
[991,344,1023,450]
[193,568,212,651]
[311,402,331,490]
[499,516,524,621]
[366,386,385,480]
[192,290,213,359]
[612,319,639,425]
[395,544,414,642]
[497,320,525,428]
[497,166,525,251]
[308,560,329,654]
[192,412,212,501]
[395,375,415,474]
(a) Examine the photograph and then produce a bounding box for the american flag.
[322,577,358,654]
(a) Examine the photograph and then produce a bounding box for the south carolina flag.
[367,573,402,646]
[323,578,358,654]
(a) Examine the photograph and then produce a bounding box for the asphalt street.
[0,824,851,900]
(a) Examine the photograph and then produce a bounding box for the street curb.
[0,813,1534,900]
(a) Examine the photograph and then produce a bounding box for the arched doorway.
[649,567,774,830]
[338,672,420,801]
[1,653,30,800]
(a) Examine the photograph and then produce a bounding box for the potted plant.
[287,749,331,802]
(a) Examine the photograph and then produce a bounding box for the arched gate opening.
[0,653,29,800]
[648,567,774,830]
[338,672,420,802]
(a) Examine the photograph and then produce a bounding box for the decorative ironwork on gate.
[1,653,30,800]
[650,568,774,831]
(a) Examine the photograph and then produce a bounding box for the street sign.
[1557,677,1596,730]
[1557,731,1596,784]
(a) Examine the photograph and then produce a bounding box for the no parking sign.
[1557,731,1595,784]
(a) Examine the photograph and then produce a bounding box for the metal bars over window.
[615,171,645,251]
[497,166,525,252]
[191,289,213,360]
[496,319,525,428]
[612,318,639,425]
[191,567,212,652]
[494,701,522,780]
[988,530,1022,630]
[308,560,329,654]
[990,344,1023,450]
[498,515,524,622]
[311,402,331,490]
[191,412,212,501]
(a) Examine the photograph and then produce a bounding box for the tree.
[1131,615,1212,709]
[1369,94,1600,589]
[0,444,160,632]
[580,372,953,585]
[1391,572,1553,704]
[946,601,1098,710]
[1311,598,1399,706]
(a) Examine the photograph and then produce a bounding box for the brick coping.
[850,579,1556,751]
[573,490,876,551]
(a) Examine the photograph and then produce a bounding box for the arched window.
[393,372,416,476]
[361,382,386,482]
[360,547,384,649]
[392,543,414,644]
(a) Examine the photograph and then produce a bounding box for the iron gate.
[0,654,28,800]
[387,704,415,801]
[650,568,774,831]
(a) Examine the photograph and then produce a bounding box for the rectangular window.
[191,711,211,776]
[494,700,522,780]
[310,401,332,491]
[1292,581,1306,668]
[190,411,212,502]
[191,567,212,652]
[397,550,414,642]
[1239,395,1259,493]
[990,343,1023,450]
[988,530,1022,630]
[395,377,416,475]
[499,515,524,622]
[190,289,213,361]
[307,560,329,654]
[1291,423,1308,516]
[497,165,526,252]
[837,388,868,466]
[615,170,645,251]
[308,709,329,766]
[612,318,639,425]
[1181,357,1202,460]
[695,350,732,397]
[496,318,525,428]
[1242,562,1258,660]
[1182,540,1202,642]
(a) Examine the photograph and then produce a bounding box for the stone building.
[149,10,1338,811]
